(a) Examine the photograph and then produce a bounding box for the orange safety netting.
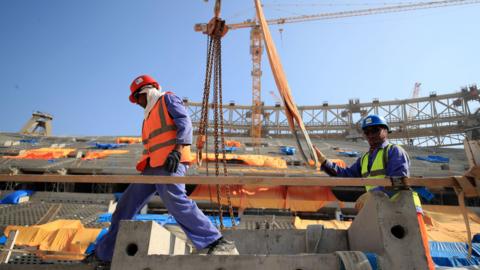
[190,185,339,212]
[115,137,142,144]
[191,153,288,169]
[294,205,480,243]
[3,220,101,261]
[225,140,242,147]
[82,149,129,160]
[3,148,76,160]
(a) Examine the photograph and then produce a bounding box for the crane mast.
[250,26,263,149]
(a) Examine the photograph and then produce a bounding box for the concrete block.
[111,221,189,270]
[222,229,306,254]
[348,191,429,270]
[306,225,348,253]
[112,254,341,270]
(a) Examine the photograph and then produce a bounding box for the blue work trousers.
[95,163,222,262]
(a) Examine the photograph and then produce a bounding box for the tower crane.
[408,82,422,120]
[195,0,480,146]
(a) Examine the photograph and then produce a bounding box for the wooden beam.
[0,174,458,188]
[0,230,18,264]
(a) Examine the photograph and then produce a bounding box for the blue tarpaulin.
[0,190,34,204]
[85,228,109,254]
[429,241,480,267]
[97,213,240,228]
[337,151,361,157]
[415,155,450,163]
[225,146,237,153]
[93,143,126,149]
[364,253,378,270]
[0,235,6,245]
[280,146,296,155]
[19,139,38,144]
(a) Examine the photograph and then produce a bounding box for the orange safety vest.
[136,93,191,171]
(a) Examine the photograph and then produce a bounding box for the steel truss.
[185,86,480,147]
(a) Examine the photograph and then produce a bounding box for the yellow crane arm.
[195,0,480,32]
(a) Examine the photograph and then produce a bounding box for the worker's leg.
[95,183,157,262]
[417,212,435,270]
[149,164,222,250]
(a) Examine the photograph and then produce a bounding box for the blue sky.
[0,0,478,136]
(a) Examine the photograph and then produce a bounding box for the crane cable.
[196,0,236,230]
[254,0,319,169]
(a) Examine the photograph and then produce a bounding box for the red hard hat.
[129,75,160,103]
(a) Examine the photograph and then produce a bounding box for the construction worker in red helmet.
[87,75,238,266]
[314,114,435,270]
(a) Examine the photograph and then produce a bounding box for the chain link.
[199,18,236,229]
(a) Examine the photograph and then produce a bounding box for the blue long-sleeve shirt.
[321,141,410,178]
[163,93,192,145]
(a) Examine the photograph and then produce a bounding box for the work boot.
[207,237,239,255]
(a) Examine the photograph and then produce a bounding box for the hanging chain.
[217,40,236,227]
[198,5,235,229]
[212,36,225,229]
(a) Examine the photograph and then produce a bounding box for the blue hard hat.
[361,114,390,132]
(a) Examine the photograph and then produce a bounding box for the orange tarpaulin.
[82,149,129,160]
[225,140,242,147]
[4,220,101,261]
[192,153,288,169]
[294,205,480,242]
[115,137,142,144]
[190,185,339,212]
[3,148,75,159]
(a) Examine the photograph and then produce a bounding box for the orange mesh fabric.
[115,137,142,144]
[225,140,242,147]
[3,148,75,159]
[82,150,129,160]
[190,185,338,212]
[192,153,287,169]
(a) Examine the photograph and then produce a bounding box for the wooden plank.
[464,139,480,168]
[36,204,62,225]
[0,173,458,188]
[0,230,18,264]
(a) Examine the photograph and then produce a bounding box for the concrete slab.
[111,221,190,270]
[111,254,341,270]
[348,190,429,270]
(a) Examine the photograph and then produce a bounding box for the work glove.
[165,150,181,173]
[313,145,327,164]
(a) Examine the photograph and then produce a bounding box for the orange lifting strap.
[254,0,319,168]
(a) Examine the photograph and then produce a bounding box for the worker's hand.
[165,150,181,173]
[313,145,327,164]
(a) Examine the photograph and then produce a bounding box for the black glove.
[165,150,181,173]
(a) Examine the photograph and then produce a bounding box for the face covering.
[139,85,165,119]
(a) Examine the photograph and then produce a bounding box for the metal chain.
[212,36,225,229]
[217,39,236,227]
[199,14,236,229]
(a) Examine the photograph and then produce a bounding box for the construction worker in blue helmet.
[314,114,435,269]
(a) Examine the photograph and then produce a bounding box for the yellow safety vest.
[360,144,422,213]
